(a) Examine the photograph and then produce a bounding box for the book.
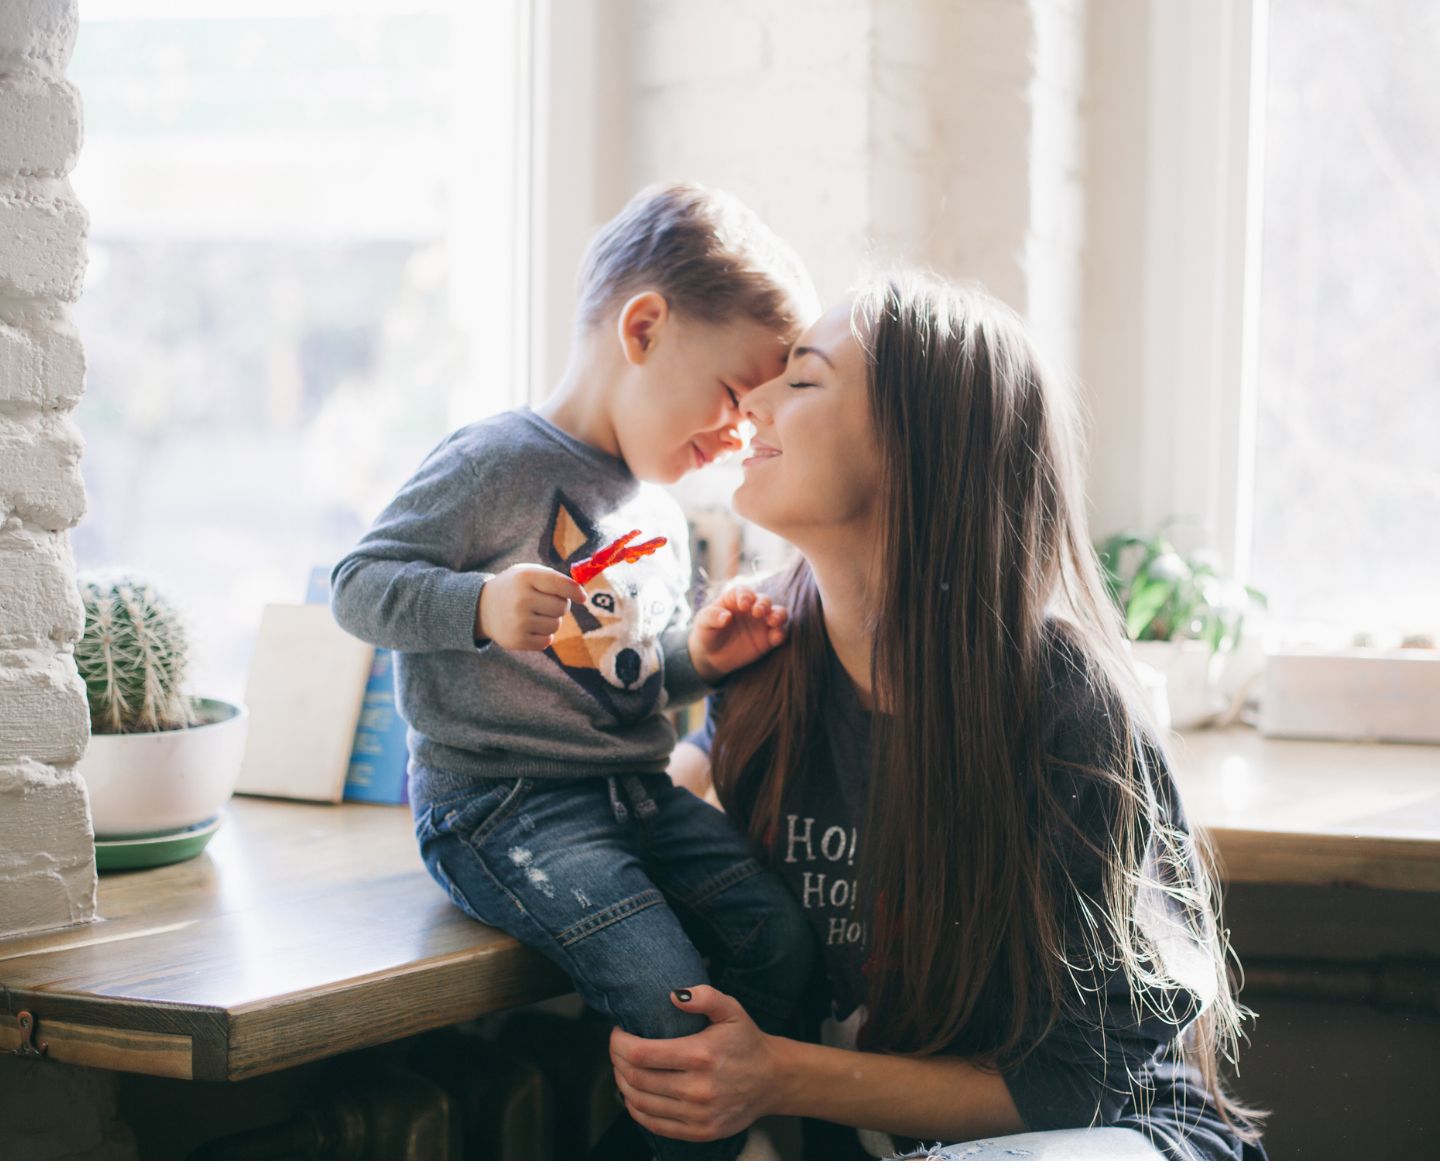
[342,650,412,805]
[235,603,375,803]
[307,566,412,805]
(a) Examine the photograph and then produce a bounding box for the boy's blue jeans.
[410,764,816,1161]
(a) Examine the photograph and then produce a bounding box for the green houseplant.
[73,574,248,858]
[1096,530,1265,651]
[1096,530,1265,728]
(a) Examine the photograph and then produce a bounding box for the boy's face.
[611,298,792,484]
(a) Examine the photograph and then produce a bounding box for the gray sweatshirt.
[330,408,708,783]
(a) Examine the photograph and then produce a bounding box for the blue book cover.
[307,566,411,806]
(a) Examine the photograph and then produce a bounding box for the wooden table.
[0,798,569,1082]
[2,728,1436,1083]
[1169,727,1440,893]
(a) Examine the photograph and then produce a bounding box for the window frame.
[524,0,634,401]
[1135,0,1268,585]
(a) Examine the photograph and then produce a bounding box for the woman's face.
[732,297,883,544]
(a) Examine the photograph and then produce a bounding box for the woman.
[609,273,1266,1159]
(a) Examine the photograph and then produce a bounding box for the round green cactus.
[74,575,196,735]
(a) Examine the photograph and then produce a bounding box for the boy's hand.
[689,585,788,684]
[476,564,588,651]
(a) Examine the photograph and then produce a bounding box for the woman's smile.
[743,440,782,467]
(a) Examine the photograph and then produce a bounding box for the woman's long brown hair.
[712,273,1263,1141]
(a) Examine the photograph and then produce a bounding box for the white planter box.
[1261,650,1440,745]
[79,698,249,836]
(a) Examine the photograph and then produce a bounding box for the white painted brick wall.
[628,0,875,304]
[0,411,86,530]
[0,75,83,177]
[0,317,84,411]
[871,0,1037,309]
[626,0,1086,368]
[0,180,88,301]
[0,0,95,941]
[1023,0,1087,377]
[621,0,1088,529]
[0,0,78,75]
[0,523,83,647]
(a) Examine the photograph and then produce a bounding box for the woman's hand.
[609,986,784,1144]
[688,585,788,684]
[612,988,1027,1147]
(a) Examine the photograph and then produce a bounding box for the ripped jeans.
[410,764,816,1161]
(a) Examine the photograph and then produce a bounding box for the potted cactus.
[74,574,248,859]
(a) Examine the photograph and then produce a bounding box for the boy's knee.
[604,978,710,1041]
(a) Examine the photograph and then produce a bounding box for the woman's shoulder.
[1036,618,1131,756]
[1034,618,1182,825]
[1037,619,1197,858]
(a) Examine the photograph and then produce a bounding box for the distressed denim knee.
[410,768,805,1041]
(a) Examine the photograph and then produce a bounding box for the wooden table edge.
[223,936,572,1080]
[3,934,572,1082]
[1205,826,1440,893]
[0,988,226,1080]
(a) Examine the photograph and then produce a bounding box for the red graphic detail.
[569,529,668,585]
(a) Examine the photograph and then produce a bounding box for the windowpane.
[70,1,524,701]
[1251,0,1440,641]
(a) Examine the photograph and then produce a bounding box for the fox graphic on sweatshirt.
[329,408,709,782]
[541,490,679,727]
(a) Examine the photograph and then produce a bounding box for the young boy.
[330,183,819,1159]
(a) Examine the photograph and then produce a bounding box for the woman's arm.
[772,1033,1024,1142]
[609,986,1024,1146]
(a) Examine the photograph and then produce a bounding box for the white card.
[235,604,375,803]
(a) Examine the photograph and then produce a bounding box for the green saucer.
[95,815,223,872]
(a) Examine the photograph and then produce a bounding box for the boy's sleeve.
[683,690,722,755]
[329,435,498,654]
[660,614,709,708]
[657,506,712,708]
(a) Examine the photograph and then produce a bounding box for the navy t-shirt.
[687,622,1257,1160]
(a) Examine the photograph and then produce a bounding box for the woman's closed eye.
[722,383,741,409]
[788,381,817,390]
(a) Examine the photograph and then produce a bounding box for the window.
[70,0,528,701]
[1248,0,1440,643]
[1136,0,1438,650]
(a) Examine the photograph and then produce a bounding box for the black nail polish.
[673,988,693,1002]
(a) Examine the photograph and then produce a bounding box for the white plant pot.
[79,698,249,837]
[1128,641,1225,731]
[1126,653,1173,732]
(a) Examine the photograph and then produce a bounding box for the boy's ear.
[616,291,669,365]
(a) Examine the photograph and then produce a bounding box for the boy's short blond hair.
[576,182,819,337]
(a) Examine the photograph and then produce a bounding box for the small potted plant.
[74,573,248,862]
[1096,530,1265,729]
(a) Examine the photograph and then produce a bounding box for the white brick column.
[623,0,1087,373]
[0,0,95,940]
[628,0,875,304]
[868,0,1087,373]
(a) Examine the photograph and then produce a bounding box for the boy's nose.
[742,385,775,428]
[716,424,745,452]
